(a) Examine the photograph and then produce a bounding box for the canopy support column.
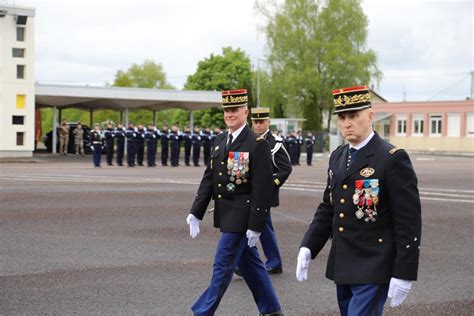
[189,111,194,130]
[52,106,58,154]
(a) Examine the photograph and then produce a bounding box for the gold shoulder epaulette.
[389,147,403,155]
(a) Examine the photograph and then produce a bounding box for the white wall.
[0,5,35,158]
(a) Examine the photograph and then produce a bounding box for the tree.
[185,47,254,128]
[257,0,382,131]
[113,59,176,126]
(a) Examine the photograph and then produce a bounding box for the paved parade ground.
[1,153,473,315]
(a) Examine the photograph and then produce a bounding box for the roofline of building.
[0,4,36,17]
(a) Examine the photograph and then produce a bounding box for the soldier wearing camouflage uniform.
[73,123,84,156]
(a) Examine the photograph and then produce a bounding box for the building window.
[412,114,424,136]
[16,94,26,109]
[16,132,25,146]
[430,114,442,136]
[12,116,25,125]
[447,113,461,137]
[396,115,407,136]
[12,48,25,58]
[467,113,474,137]
[17,65,25,79]
[16,27,25,41]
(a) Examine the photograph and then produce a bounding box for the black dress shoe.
[260,310,284,316]
[267,267,283,274]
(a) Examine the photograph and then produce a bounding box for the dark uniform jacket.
[190,125,273,233]
[262,131,292,207]
[301,132,421,284]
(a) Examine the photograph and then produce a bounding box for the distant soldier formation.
[63,121,317,169]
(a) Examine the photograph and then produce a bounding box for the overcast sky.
[5,0,473,102]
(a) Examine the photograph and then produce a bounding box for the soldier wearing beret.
[234,107,292,276]
[186,89,283,316]
[295,85,422,315]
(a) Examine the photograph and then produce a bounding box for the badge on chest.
[227,151,250,191]
[353,179,379,222]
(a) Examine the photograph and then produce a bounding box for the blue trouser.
[116,141,124,165]
[192,232,281,316]
[337,283,389,316]
[92,145,101,167]
[259,213,282,269]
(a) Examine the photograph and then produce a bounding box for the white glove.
[388,277,412,307]
[186,214,200,238]
[246,229,261,247]
[296,247,311,281]
[90,146,94,150]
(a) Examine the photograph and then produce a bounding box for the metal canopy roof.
[35,83,221,111]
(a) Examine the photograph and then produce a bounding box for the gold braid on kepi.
[332,85,371,114]
[251,107,270,120]
[221,89,248,108]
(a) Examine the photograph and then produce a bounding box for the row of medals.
[353,179,379,222]
[226,152,250,192]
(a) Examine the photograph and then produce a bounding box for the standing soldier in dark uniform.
[296,131,303,165]
[146,123,159,167]
[160,125,169,166]
[286,132,297,166]
[191,127,202,167]
[296,86,422,315]
[125,123,138,167]
[211,127,222,146]
[182,127,192,166]
[186,89,283,316]
[201,127,212,165]
[305,132,315,166]
[89,123,104,168]
[114,123,126,166]
[104,122,115,166]
[236,107,292,275]
[136,124,146,166]
[169,125,181,167]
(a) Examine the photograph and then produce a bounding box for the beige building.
[0,4,35,158]
[373,100,474,153]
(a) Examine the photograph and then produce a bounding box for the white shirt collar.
[350,131,375,151]
[228,124,247,143]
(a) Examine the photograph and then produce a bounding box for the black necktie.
[347,147,358,170]
[225,133,233,152]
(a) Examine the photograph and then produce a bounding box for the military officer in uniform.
[89,123,104,168]
[169,125,181,167]
[125,123,138,167]
[160,125,170,166]
[305,132,315,166]
[241,107,292,275]
[114,123,126,166]
[182,127,192,166]
[136,124,146,166]
[286,132,297,166]
[58,119,69,155]
[146,123,159,167]
[104,122,115,166]
[296,86,422,316]
[201,127,212,165]
[73,123,84,156]
[186,89,283,316]
[191,127,202,167]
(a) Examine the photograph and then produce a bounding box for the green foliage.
[113,59,174,89]
[185,47,253,128]
[257,0,382,131]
